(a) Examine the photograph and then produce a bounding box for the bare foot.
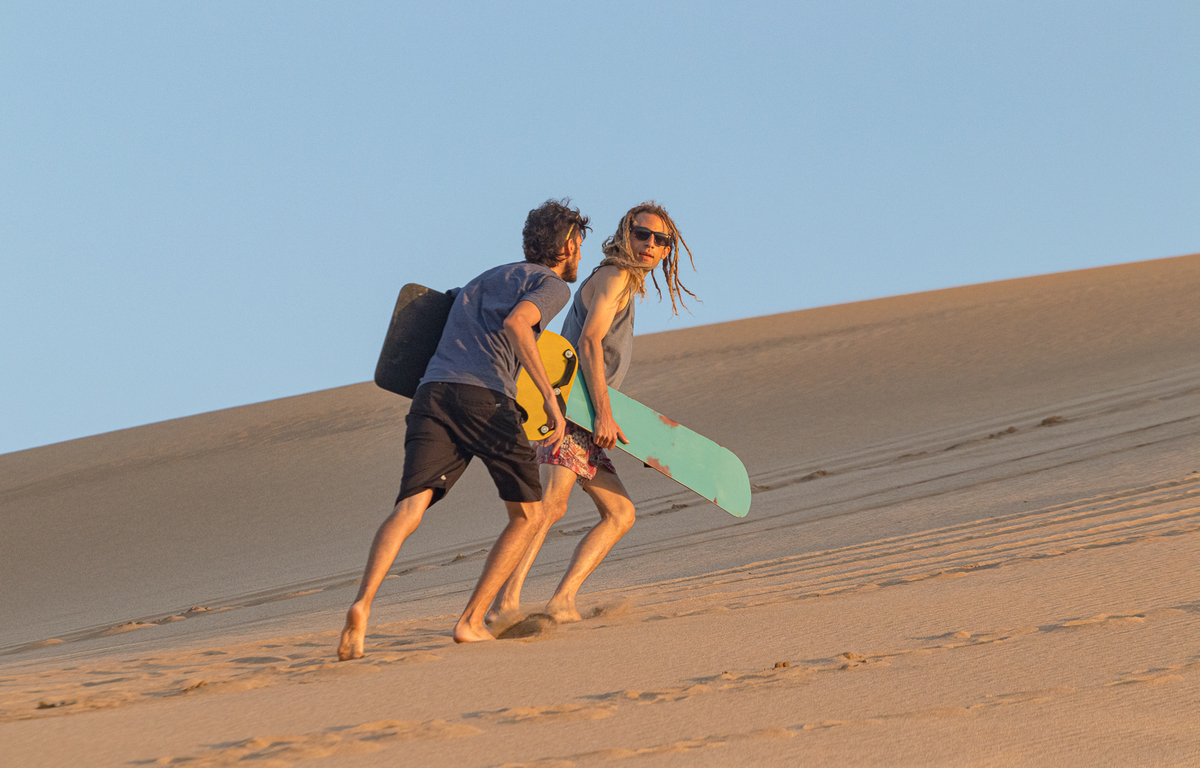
[453,619,496,643]
[337,601,369,660]
[545,597,582,623]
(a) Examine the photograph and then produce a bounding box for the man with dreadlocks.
[338,199,587,657]
[488,202,697,623]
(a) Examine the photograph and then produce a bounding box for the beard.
[562,259,579,283]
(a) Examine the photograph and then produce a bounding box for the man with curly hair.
[488,202,697,623]
[338,199,588,657]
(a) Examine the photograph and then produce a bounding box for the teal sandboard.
[564,372,751,518]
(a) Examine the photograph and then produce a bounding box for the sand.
[2,253,1198,766]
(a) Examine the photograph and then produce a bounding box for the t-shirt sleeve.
[521,275,571,333]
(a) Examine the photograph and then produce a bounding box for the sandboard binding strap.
[538,349,578,435]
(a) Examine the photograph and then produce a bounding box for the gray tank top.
[560,271,635,390]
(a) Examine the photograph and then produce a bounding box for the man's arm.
[577,267,628,451]
[504,300,566,452]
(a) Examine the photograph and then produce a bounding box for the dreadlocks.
[598,201,698,315]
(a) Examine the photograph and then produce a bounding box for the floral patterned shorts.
[536,422,617,486]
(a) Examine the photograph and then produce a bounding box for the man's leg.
[545,469,635,622]
[453,499,546,643]
[337,489,434,660]
[486,464,578,621]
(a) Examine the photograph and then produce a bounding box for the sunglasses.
[630,225,673,248]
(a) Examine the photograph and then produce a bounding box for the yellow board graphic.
[514,331,578,441]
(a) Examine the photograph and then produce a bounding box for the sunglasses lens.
[632,226,671,247]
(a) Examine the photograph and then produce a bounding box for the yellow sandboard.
[514,331,578,441]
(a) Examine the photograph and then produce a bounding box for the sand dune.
[2,253,1198,766]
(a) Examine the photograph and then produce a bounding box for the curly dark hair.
[522,198,591,268]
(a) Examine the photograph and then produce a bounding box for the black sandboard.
[374,283,454,398]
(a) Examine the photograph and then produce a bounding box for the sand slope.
[2,253,1198,766]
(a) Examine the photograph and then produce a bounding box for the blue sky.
[3,2,1198,455]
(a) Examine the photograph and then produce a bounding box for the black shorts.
[396,382,542,506]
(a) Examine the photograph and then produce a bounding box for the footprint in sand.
[588,599,632,619]
[148,719,480,765]
[447,549,489,565]
[468,703,616,725]
[99,622,152,637]
[25,639,64,649]
[497,614,557,640]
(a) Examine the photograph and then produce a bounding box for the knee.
[389,496,428,529]
[523,503,548,530]
[544,497,569,527]
[609,503,636,534]
[534,489,570,529]
[504,500,545,531]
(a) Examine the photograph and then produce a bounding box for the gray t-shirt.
[420,262,571,399]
